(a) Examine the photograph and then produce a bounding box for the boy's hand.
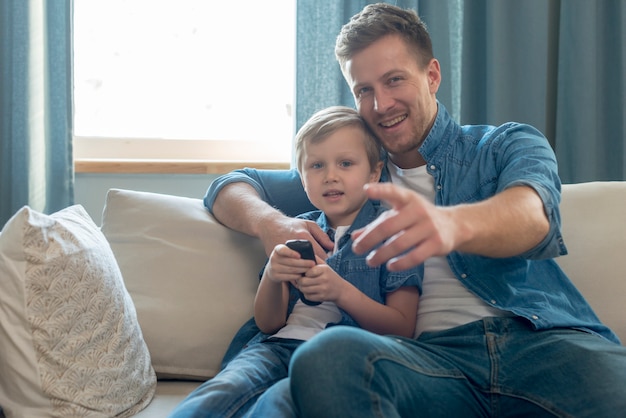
[297,259,348,304]
[264,244,316,285]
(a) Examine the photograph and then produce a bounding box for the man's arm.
[211,182,283,238]
[352,183,549,271]
[210,181,334,258]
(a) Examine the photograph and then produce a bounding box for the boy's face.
[301,126,382,228]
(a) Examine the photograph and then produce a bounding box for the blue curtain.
[296,0,626,183]
[0,0,74,227]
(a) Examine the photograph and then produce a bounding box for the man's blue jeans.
[168,338,302,418]
[250,317,626,417]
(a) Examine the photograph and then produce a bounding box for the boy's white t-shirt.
[271,225,349,341]
[387,162,511,337]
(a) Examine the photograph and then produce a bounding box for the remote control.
[285,239,321,306]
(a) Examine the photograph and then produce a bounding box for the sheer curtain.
[296,0,625,183]
[0,0,74,227]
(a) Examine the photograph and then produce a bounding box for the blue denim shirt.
[291,200,422,328]
[205,102,619,344]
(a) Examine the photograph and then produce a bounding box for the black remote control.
[285,239,321,306]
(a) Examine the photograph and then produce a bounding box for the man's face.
[344,35,441,169]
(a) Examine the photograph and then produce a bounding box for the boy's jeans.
[168,338,302,418]
[251,317,626,417]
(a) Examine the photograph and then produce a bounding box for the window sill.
[74,159,290,174]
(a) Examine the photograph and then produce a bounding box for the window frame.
[73,137,291,174]
[72,0,295,174]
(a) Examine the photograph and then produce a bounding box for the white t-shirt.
[387,161,511,337]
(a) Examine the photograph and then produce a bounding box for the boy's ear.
[370,161,384,182]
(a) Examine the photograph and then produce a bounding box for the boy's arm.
[299,264,419,338]
[254,267,291,334]
[335,284,419,338]
[254,243,317,334]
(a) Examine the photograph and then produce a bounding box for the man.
[205,3,626,417]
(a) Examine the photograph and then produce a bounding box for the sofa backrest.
[101,181,625,384]
[557,181,626,343]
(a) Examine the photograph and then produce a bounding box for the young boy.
[168,106,421,418]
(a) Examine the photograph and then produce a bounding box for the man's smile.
[380,114,408,128]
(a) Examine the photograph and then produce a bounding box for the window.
[73,0,295,173]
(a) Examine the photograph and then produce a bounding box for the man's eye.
[357,87,372,97]
[388,76,402,85]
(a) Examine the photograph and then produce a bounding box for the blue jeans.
[168,338,302,418]
[253,318,626,417]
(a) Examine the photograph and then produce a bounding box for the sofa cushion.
[0,205,156,417]
[100,189,266,380]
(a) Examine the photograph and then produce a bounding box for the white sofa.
[1,182,624,417]
[110,181,626,417]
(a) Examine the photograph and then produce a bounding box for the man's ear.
[428,58,442,94]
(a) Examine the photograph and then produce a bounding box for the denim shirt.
[291,200,422,328]
[205,102,619,344]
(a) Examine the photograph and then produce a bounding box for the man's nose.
[374,89,394,113]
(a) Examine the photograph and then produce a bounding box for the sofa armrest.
[558,182,626,343]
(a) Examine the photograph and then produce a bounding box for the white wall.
[75,173,219,225]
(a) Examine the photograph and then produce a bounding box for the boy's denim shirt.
[290,200,422,328]
[205,102,619,344]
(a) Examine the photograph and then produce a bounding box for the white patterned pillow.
[0,205,156,417]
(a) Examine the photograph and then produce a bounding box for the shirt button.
[490,299,497,305]
[430,164,436,170]
[532,315,539,320]
[460,273,467,279]
[436,184,442,190]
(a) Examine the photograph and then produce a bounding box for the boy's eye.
[339,161,353,168]
[311,162,323,169]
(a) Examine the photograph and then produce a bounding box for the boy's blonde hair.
[295,106,382,173]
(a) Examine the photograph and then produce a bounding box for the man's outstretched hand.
[351,183,457,271]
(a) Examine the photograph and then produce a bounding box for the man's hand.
[258,216,334,260]
[351,182,549,271]
[351,183,457,271]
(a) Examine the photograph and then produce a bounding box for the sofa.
[0,181,624,417]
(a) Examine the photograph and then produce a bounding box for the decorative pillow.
[100,189,266,380]
[0,205,156,417]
